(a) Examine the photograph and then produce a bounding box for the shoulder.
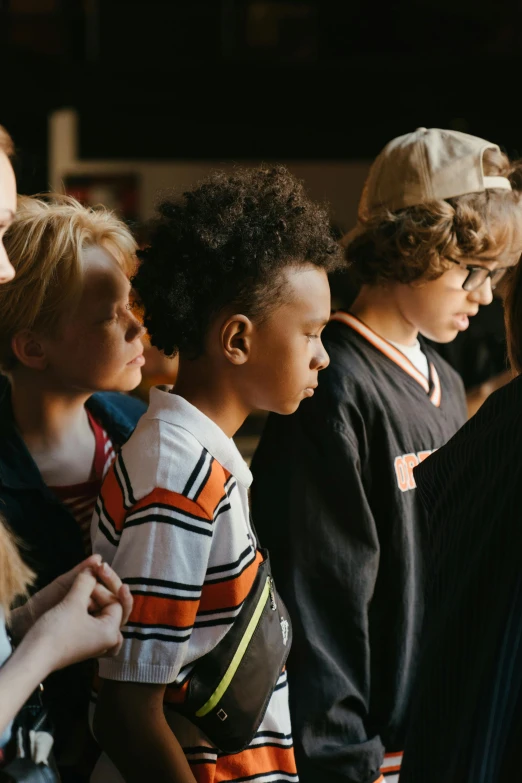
[119,414,229,519]
[417,374,522,487]
[320,319,380,389]
[88,391,147,435]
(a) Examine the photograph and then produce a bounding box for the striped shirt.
[91,388,297,783]
[50,412,115,554]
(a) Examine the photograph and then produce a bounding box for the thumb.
[65,569,97,606]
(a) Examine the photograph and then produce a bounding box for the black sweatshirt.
[400,374,522,783]
[250,313,467,783]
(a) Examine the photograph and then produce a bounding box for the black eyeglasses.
[447,257,511,292]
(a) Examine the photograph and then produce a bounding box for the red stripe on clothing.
[50,413,115,554]
[199,550,263,613]
[129,593,198,628]
[197,459,231,519]
[213,745,297,782]
[99,467,126,532]
[132,487,212,521]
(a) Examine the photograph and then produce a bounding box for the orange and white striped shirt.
[91,387,297,783]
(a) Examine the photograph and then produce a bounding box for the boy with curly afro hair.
[250,128,522,783]
[91,165,342,783]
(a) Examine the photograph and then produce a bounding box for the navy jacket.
[0,376,146,765]
[0,375,146,590]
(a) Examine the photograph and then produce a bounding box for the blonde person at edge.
[0,191,147,781]
[0,125,133,765]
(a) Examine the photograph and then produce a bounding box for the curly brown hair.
[133,165,342,357]
[345,148,522,286]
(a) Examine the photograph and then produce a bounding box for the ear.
[10,331,48,371]
[220,314,254,365]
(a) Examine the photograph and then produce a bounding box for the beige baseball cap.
[358,127,512,221]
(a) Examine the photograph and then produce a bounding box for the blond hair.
[0,522,34,618]
[0,125,14,158]
[0,193,138,371]
[345,148,522,286]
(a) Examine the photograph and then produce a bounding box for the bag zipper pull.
[269,577,277,611]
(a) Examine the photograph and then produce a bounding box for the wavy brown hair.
[505,259,522,374]
[345,148,522,286]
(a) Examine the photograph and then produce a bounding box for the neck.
[173,358,251,438]
[9,370,91,452]
[350,284,419,346]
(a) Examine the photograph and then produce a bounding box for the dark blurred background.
[2,0,520,452]
[3,0,522,195]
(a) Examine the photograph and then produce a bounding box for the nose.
[469,277,493,307]
[313,341,330,372]
[127,312,146,342]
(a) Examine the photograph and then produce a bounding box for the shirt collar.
[146,386,253,488]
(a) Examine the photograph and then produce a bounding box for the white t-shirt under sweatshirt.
[389,339,430,380]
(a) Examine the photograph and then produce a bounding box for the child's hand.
[90,560,133,628]
[10,555,132,641]
[26,569,126,671]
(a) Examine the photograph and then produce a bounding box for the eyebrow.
[305,317,330,328]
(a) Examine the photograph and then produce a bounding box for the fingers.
[90,583,119,612]
[65,570,98,605]
[66,554,103,582]
[117,584,133,627]
[97,594,124,630]
[94,561,124,597]
[89,599,124,658]
[99,631,124,658]
[92,561,133,626]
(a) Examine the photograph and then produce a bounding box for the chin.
[112,369,143,392]
[420,328,460,344]
[271,400,301,416]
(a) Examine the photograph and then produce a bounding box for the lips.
[127,352,145,366]
[453,312,477,331]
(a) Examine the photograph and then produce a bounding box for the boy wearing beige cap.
[251,128,522,783]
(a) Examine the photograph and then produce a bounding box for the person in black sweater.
[400,218,522,783]
[251,128,522,783]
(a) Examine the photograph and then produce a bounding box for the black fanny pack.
[175,547,292,754]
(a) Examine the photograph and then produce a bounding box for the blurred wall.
[49,109,369,231]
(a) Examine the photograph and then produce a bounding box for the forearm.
[8,603,33,643]
[0,633,52,739]
[95,683,197,783]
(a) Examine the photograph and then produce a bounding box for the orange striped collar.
[381,750,403,775]
[331,311,442,408]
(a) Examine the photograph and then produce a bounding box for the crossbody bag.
[174,527,292,754]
